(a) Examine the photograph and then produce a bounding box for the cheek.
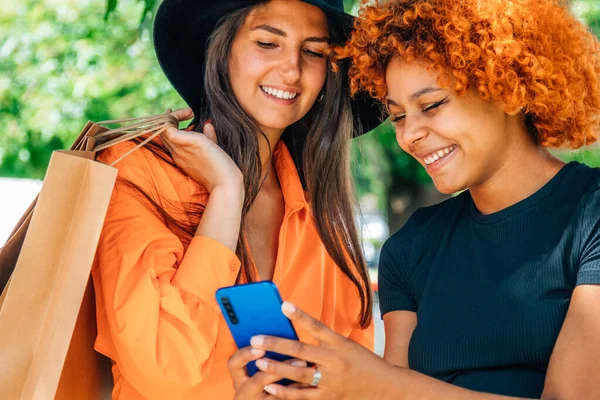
[304,62,327,93]
[229,50,267,91]
[394,127,408,150]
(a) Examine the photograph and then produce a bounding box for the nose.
[278,49,301,83]
[398,114,429,150]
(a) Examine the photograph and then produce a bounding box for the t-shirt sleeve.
[378,210,423,316]
[577,186,600,286]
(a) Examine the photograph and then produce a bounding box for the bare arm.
[383,310,416,368]
[195,183,244,251]
[541,285,600,400]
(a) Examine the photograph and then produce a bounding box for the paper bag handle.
[91,113,179,166]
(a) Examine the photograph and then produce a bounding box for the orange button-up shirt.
[92,139,373,400]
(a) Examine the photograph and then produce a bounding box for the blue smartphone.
[216,281,299,382]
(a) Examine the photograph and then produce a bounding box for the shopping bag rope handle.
[91,113,179,167]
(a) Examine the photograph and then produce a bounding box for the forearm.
[375,364,535,400]
[195,182,244,252]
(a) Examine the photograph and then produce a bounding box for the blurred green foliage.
[0,0,185,179]
[0,0,598,214]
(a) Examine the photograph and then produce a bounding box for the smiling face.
[228,0,329,137]
[385,58,521,194]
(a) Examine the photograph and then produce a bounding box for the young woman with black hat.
[90,0,380,399]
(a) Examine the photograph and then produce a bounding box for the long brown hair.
[127,3,372,327]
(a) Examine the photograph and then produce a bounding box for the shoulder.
[97,140,208,217]
[380,192,469,272]
[565,163,600,226]
[97,139,193,192]
[574,164,600,237]
[382,192,468,256]
[580,164,600,209]
[567,162,600,194]
[97,140,164,176]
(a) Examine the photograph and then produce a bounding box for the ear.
[505,105,525,117]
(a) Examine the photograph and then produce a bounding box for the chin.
[256,117,297,132]
[433,180,463,196]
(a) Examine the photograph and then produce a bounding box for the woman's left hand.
[228,346,281,400]
[228,346,311,399]
[250,302,391,400]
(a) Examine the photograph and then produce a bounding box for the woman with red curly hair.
[240,0,600,398]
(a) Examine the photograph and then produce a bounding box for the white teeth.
[423,145,456,165]
[260,86,298,100]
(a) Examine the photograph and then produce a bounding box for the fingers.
[240,370,289,398]
[163,126,211,148]
[264,383,320,400]
[227,347,265,388]
[203,123,218,144]
[287,382,312,389]
[285,359,308,368]
[251,336,327,365]
[255,359,317,386]
[162,126,190,145]
[167,107,194,122]
[280,302,340,346]
[253,369,291,386]
[160,132,174,154]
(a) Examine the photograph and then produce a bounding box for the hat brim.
[153,0,382,136]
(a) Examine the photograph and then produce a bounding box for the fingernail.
[251,335,265,347]
[282,302,296,315]
[264,385,277,395]
[255,359,268,370]
[291,360,307,367]
[251,348,264,356]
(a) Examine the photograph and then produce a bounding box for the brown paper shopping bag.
[0,114,177,400]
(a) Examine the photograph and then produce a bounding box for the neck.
[469,125,565,215]
[258,127,285,188]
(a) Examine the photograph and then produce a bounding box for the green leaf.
[138,0,157,27]
[104,0,118,21]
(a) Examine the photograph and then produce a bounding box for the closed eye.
[423,96,449,112]
[390,113,405,123]
[257,41,277,49]
[390,95,449,124]
[304,49,324,58]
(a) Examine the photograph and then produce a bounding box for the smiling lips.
[423,145,457,165]
[260,85,299,100]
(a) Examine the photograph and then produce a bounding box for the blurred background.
[1,0,599,354]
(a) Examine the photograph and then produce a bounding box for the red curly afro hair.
[335,0,600,148]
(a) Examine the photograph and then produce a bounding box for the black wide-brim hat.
[153,0,381,136]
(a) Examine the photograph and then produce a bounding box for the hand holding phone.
[216,281,300,382]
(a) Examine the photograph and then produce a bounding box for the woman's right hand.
[161,108,244,194]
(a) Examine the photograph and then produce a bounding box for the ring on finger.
[310,369,322,387]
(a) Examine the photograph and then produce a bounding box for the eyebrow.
[386,87,443,107]
[250,24,330,43]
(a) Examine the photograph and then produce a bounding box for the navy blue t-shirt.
[378,162,600,397]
